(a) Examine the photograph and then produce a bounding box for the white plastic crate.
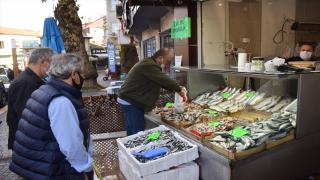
[119,151,199,180]
[117,126,199,177]
[116,125,170,153]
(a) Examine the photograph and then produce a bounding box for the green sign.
[222,93,230,98]
[166,102,174,107]
[229,127,250,138]
[171,17,191,39]
[208,122,220,127]
[208,110,217,114]
[147,132,161,141]
[245,93,254,97]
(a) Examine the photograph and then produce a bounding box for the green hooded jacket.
[119,57,182,112]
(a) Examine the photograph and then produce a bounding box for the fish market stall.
[144,65,320,180]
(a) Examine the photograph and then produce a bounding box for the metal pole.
[11,39,19,78]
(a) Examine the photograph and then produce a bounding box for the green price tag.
[147,132,161,141]
[245,93,254,97]
[222,93,230,98]
[166,102,174,107]
[208,122,220,127]
[208,110,217,114]
[229,127,250,138]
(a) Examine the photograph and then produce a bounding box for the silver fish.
[270,98,293,112]
[268,131,288,141]
[255,134,269,147]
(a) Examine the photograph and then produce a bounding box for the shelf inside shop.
[172,64,316,79]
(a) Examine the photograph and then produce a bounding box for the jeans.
[120,104,145,136]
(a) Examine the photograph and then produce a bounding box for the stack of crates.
[116,125,199,180]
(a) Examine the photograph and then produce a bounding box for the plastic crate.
[117,126,199,177]
[119,151,199,180]
[116,125,170,153]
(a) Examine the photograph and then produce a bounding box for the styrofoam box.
[116,125,171,153]
[116,125,199,177]
[119,151,199,180]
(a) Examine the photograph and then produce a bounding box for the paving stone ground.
[0,107,25,180]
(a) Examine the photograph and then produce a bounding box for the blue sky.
[0,0,106,31]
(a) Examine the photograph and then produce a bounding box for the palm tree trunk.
[54,0,99,88]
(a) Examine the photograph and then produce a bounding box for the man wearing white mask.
[285,43,316,62]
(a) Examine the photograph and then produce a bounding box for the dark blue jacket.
[9,78,90,180]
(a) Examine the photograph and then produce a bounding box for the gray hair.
[48,53,84,79]
[152,47,172,59]
[28,48,55,65]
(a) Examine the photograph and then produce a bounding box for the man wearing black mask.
[10,53,94,180]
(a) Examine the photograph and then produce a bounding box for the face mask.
[72,71,84,90]
[42,63,50,80]
[160,57,165,71]
[300,51,312,60]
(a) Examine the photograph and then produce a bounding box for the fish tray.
[119,150,199,180]
[266,129,295,149]
[160,112,181,130]
[180,123,208,142]
[181,115,230,142]
[202,139,266,159]
[230,109,271,122]
[118,130,198,177]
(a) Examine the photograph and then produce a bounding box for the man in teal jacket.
[118,48,186,136]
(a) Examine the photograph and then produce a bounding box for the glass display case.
[144,64,320,180]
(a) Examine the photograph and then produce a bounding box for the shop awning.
[128,6,169,34]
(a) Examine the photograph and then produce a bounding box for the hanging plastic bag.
[173,92,185,113]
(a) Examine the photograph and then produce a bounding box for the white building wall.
[161,12,174,31]
[201,0,227,66]
[0,34,40,68]
[261,0,296,60]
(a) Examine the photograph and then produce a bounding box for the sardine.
[268,131,288,141]
[270,98,293,112]
[248,93,266,106]
[253,96,278,109]
[258,96,282,111]
[209,105,226,112]
[279,122,292,130]
[255,134,269,146]
[289,118,296,127]
[235,90,250,101]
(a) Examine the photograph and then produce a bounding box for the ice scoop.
[131,147,168,159]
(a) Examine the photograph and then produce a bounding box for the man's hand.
[179,86,187,102]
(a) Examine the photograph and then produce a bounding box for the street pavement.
[0,66,113,179]
[0,107,24,180]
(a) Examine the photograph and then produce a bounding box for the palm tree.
[42,0,99,88]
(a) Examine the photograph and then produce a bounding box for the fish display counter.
[144,65,320,180]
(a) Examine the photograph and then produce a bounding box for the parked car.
[0,75,10,92]
[0,66,21,81]
[0,80,7,108]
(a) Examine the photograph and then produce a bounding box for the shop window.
[16,42,20,48]
[0,41,4,49]
[143,37,156,58]
[111,22,120,35]
[160,29,175,78]
[110,0,120,12]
